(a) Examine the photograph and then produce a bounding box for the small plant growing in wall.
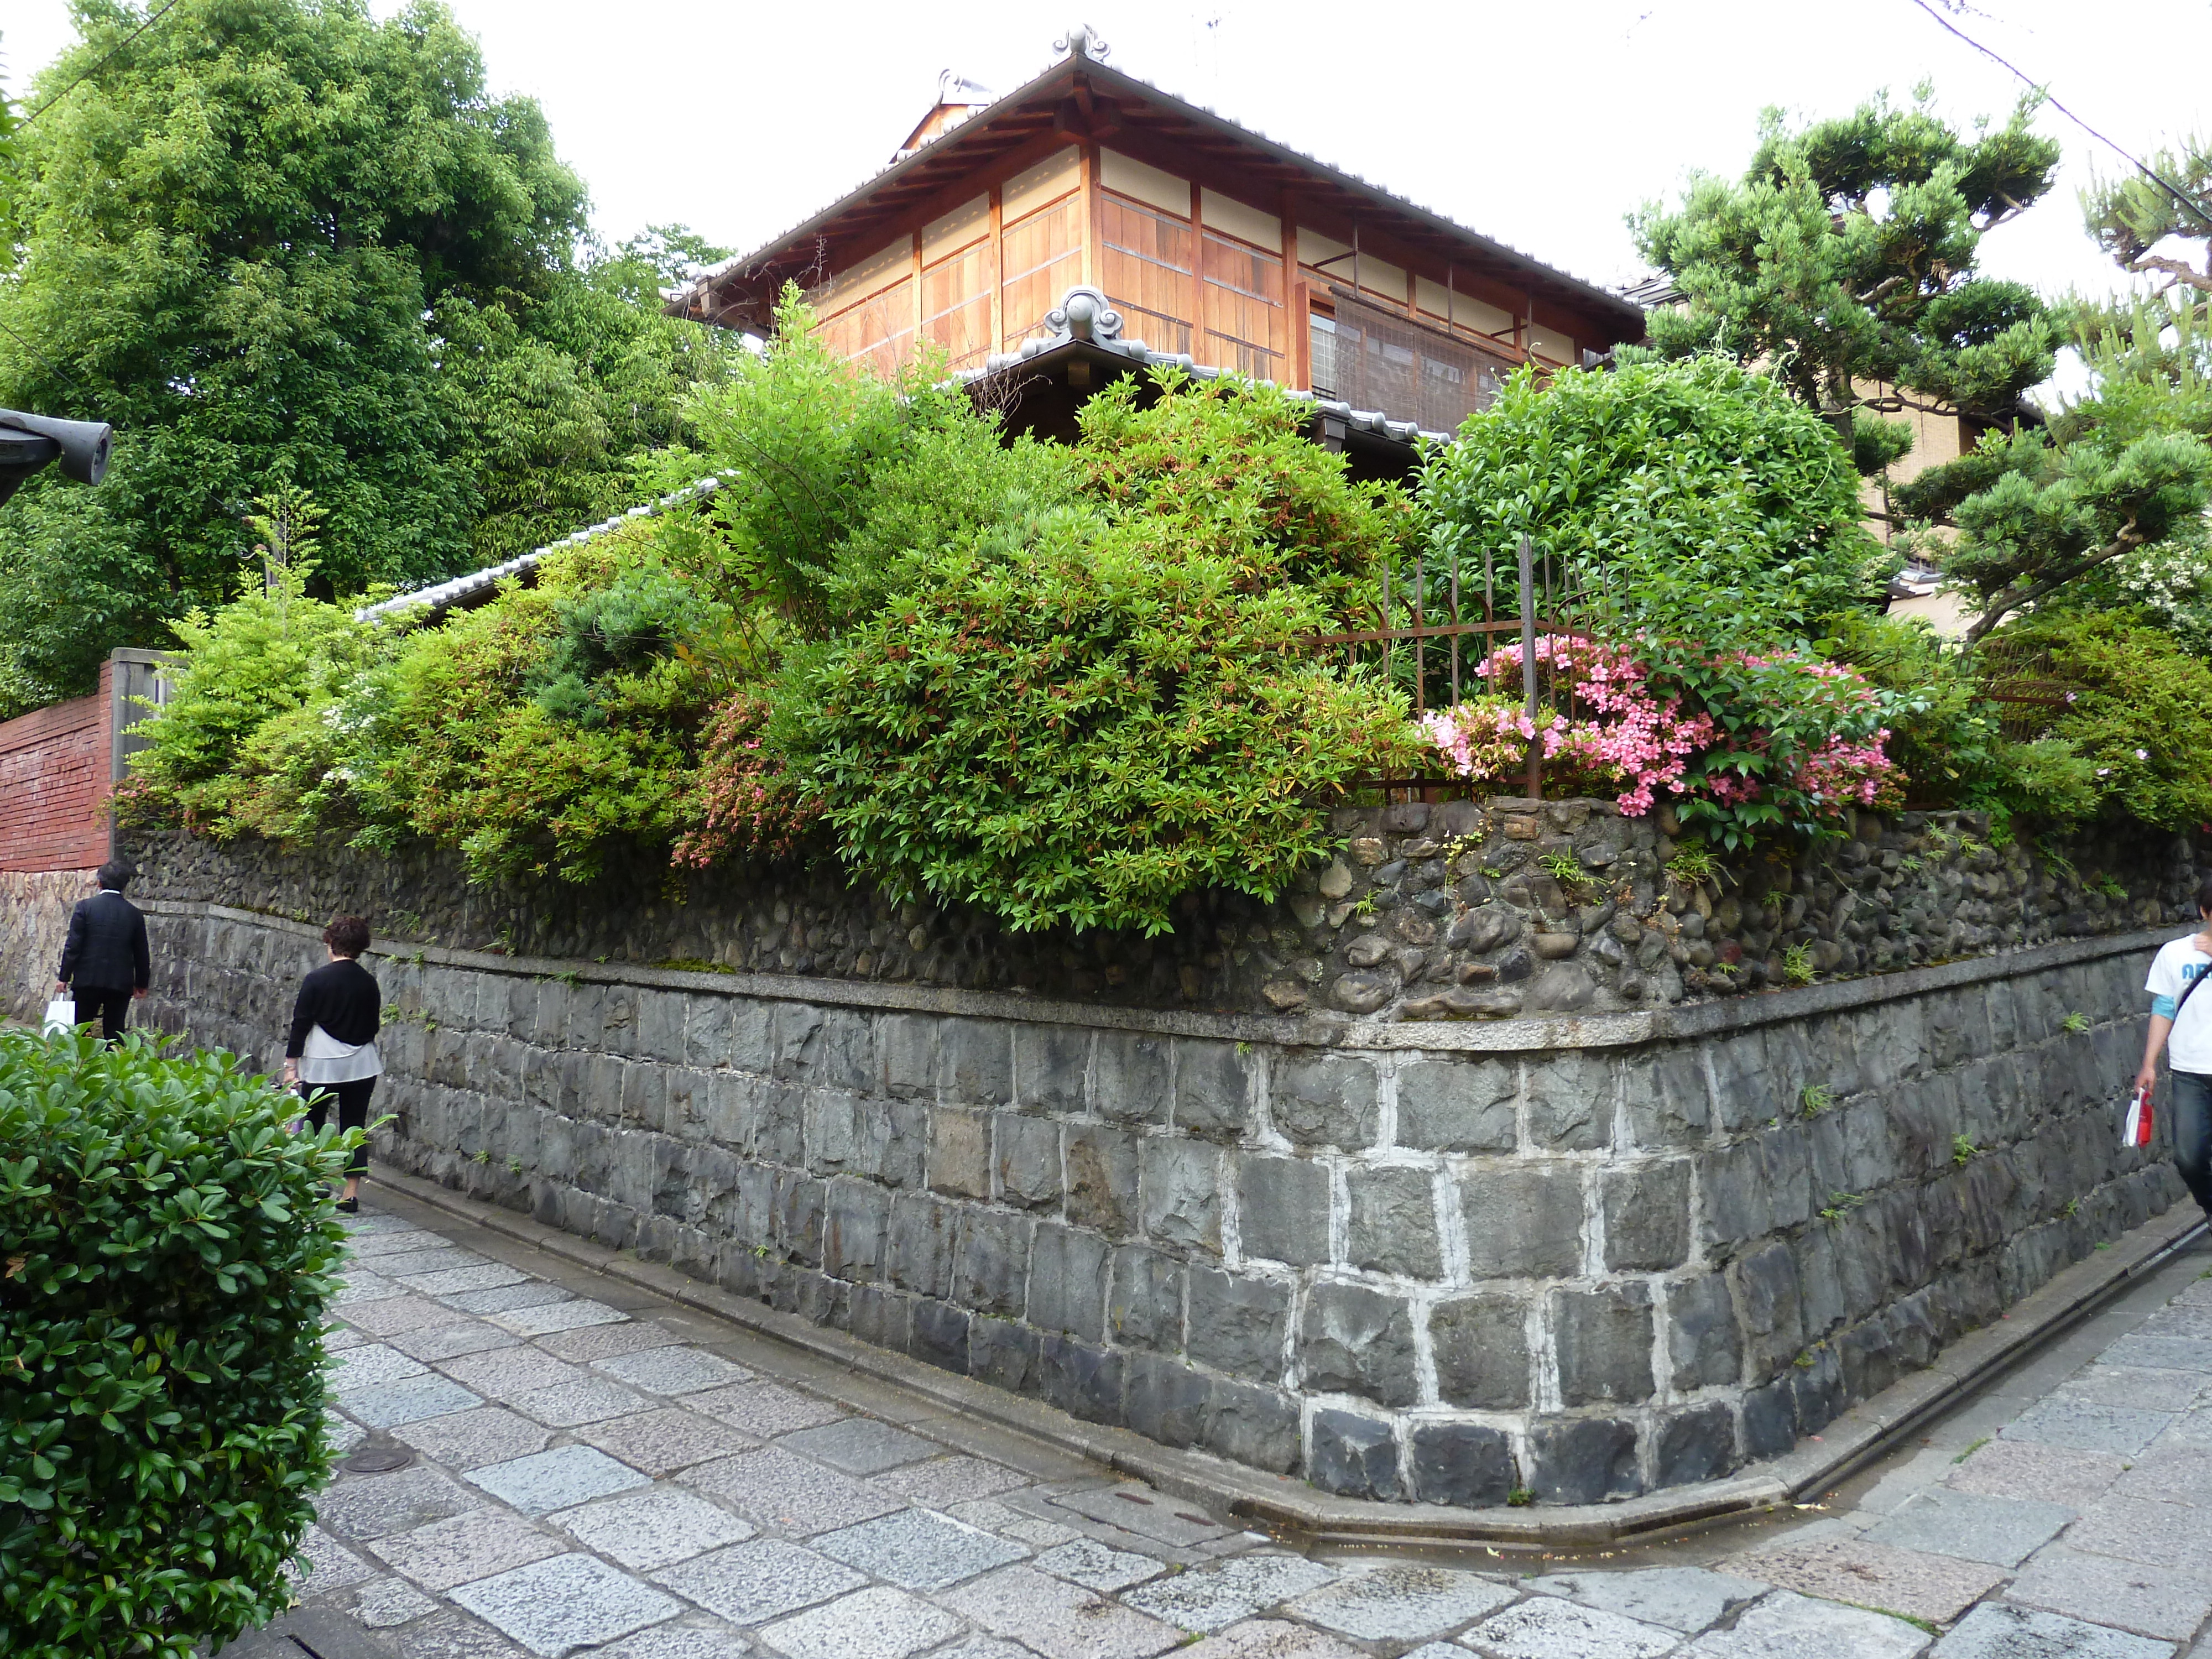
[2061,1011,2094,1034]
[1800,1083,1835,1119]
[1783,943,1816,987]
[1665,842,1717,885]
[1952,1134,1979,1166]
[1538,850,1594,895]
[472,1149,490,1164]
[1350,893,1378,921]
[1506,1486,1535,1507]
[1819,1191,1865,1220]
[2062,1197,2080,1218]
[2095,872,2128,901]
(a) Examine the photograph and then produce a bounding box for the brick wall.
[0,660,111,874]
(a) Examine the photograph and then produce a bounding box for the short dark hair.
[2199,873,2212,917]
[324,915,372,958]
[96,859,134,891]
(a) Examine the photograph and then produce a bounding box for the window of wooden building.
[1310,293,1516,432]
[1199,227,1283,379]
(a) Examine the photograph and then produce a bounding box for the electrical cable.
[1904,0,2211,219]
[18,0,184,130]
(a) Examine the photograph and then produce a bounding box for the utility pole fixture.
[0,409,112,508]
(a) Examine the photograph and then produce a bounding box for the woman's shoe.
[337,1197,359,1214]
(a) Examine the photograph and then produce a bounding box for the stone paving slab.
[874,1452,1030,1506]
[1525,1567,1768,1633]
[679,1446,905,1535]
[393,1406,556,1470]
[813,1506,1028,1591]
[2059,1363,2206,1413]
[1034,1537,1168,1593]
[1460,1594,1682,1658]
[1283,1563,1516,1641]
[757,1584,963,1659]
[2066,1493,2212,1571]
[592,1346,753,1396]
[1945,1439,2130,1509]
[492,1298,632,1336]
[2006,1546,2212,1640]
[340,1375,486,1428]
[1687,1589,1931,1657]
[1185,1622,1365,1659]
[777,1417,940,1475]
[552,1485,757,1572]
[1120,1551,1339,1632]
[650,1538,868,1625]
[448,1552,680,1657]
[315,1465,486,1543]
[1864,1486,2078,1567]
[1728,1532,2005,1624]
[685,1380,847,1437]
[1932,1601,2177,1658]
[2006,1399,2178,1455]
[937,1563,1185,1659]
[369,1509,568,1593]
[575,1406,760,1475]
[467,1445,654,1514]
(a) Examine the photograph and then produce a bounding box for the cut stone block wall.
[131,896,2185,1508]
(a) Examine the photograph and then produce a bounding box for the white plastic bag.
[2122,1082,2156,1149]
[43,996,75,1036]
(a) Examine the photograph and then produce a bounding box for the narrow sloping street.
[223,1186,2212,1659]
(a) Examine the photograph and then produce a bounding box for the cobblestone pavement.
[228,1192,2212,1659]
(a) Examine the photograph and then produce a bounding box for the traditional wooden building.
[674,30,1645,444]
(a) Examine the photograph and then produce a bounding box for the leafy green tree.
[1633,88,2062,465]
[0,1,722,716]
[1421,356,1886,646]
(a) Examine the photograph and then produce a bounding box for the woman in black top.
[283,915,382,1213]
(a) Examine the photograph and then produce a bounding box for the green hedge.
[0,1030,354,1656]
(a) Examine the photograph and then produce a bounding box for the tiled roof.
[353,477,725,623]
[358,280,1468,624]
[676,39,1645,335]
[969,285,1453,446]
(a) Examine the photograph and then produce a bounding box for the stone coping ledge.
[155,897,2176,1055]
[369,1162,2205,1550]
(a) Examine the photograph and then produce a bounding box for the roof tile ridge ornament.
[1045,286,1124,345]
[1055,23,1109,60]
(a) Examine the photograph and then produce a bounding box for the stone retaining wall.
[131,898,2185,1510]
[118,802,2204,1025]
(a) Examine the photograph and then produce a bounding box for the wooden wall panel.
[1098,191,1193,354]
[1000,193,1083,348]
[1199,228,1284,379]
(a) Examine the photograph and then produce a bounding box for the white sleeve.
[2150,945,2180,999]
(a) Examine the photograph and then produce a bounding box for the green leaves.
[0,1026,352,1654]
[1423,356,1884,648]
[1634,88,2060,441]
[776,374,1420,934]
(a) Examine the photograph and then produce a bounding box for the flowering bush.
[1422,633,1901,845]
[675,690,823,866]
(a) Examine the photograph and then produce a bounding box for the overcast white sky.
[5,0,2204,320]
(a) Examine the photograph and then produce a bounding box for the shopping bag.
[43,996,75,1036]
[2122,1083,2156,1149]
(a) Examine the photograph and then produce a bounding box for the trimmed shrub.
[0,1029,354,1655]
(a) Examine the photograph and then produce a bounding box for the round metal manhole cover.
[341,1442,414,1474]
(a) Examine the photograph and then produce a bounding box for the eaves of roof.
[679,48,1646,338]
[367,283,1464,627]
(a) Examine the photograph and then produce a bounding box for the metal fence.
[1307,534,1590,799]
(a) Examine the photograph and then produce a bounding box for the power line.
[18,0,184,130]
[1905,0,2210,219]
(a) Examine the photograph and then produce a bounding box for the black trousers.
[74,989,131,1041]
[304,1076,375,1178]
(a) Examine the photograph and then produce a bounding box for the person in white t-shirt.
[2137,875,2212,1217]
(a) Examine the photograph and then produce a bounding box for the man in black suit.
[55,859,150,1040]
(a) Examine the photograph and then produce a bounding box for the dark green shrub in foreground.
[0,1030,354,1656]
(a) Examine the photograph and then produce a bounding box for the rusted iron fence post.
[1519,533,1541,800]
